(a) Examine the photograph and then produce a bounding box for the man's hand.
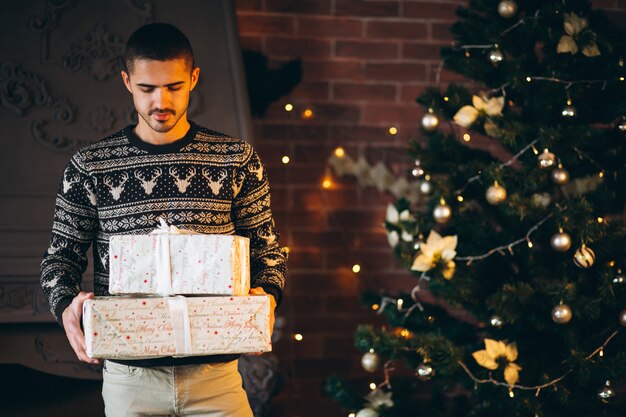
[62,291,101,364]
[249,287,276,336]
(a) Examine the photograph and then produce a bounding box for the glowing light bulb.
[463,133,471,142]
[620,76,625,81]
[509,389,515,398]
[281,156,290,164]
[322,178,332,189]
[526,76,532,82]
[599,171,605,178]
[597,217,604,223]
[371,304,380,311]
[369,382,377,390]
[444,96,450,101]
[284,103,294,112]
[397,299,404,310]
[302,108,314,119]
[457,195,464,202]
[294,333,303,341]
[352,264,361,273]
[283,246,291,254]
[527,239,533,248]
[389,127,398,135]
[334,147,345,157]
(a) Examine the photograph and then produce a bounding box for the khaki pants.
[102,360,254,417]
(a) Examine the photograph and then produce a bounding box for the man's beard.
[139,108,187,133]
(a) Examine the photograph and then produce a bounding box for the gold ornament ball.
[597,381,616,404]
[421,112,439,131]
[356,409,379,417]
[361,351,381,373]
[485,183,507,205]
[550,232,572,252]
[551,167,570,185]
[551,303,573,324]
[433,202,452,224]
[415,362,435,381]
[537,149,556,169]
[497,0,518,18]
[419,180,432,194]
[561,105,577,118]
[573,245,595,268]
[619,309,626,327]
[488,48,504,66]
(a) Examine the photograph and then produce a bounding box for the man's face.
[121,58,199,134]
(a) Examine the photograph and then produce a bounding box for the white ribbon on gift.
[167,296,193,357]
[150,217,196,296]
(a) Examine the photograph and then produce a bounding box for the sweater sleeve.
[232,144,287,307]
[40,151,99,323]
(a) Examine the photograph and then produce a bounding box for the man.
[40,23,286,417]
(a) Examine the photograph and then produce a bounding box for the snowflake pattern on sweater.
[41,123,287,325]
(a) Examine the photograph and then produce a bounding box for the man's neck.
[134,119,191,145]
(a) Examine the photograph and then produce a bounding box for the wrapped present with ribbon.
[83,295,271,359]
[109,218,250,296]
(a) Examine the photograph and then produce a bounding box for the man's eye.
[168,87,181,91]
[141,88,154,93]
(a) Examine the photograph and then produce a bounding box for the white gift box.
[109,220,250,296]
[83,295,271,359]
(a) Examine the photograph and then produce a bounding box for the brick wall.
[235,1,626,416]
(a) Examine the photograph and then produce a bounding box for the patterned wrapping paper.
[83,295,271,359]
[109,234,250,296]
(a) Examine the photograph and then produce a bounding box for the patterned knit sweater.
[40,122,287,366]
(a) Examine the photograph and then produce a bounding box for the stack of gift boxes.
[83,222,272,359]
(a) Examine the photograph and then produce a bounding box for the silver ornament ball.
[537,149,556,169]
[561,105,577,118]
[415,362,435,381]
[489,315,504,329]
[551,167,570,185]
[361,351,381,373]
[497,0,518,18]
[356,409,379,417]
[597,380,616,404]
[419,180,432,194]
[421,112,439,131]
[552,303,573,324]
[573,245,595,268]
[619,309,626,327]
[433,202,452,224]
[488,48,504,66]
[550,231,572,252]
[485,183,507,205]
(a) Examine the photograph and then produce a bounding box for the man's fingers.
[63,291,99,364]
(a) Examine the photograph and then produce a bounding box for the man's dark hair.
[124,23,195,72]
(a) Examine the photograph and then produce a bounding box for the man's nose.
[154,88,171,107]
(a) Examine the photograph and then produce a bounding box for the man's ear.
[121,70,132,93]
[190,67,200,91]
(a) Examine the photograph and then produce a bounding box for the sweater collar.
[125,121,198,154]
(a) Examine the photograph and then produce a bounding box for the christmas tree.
[326,1,626,416]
